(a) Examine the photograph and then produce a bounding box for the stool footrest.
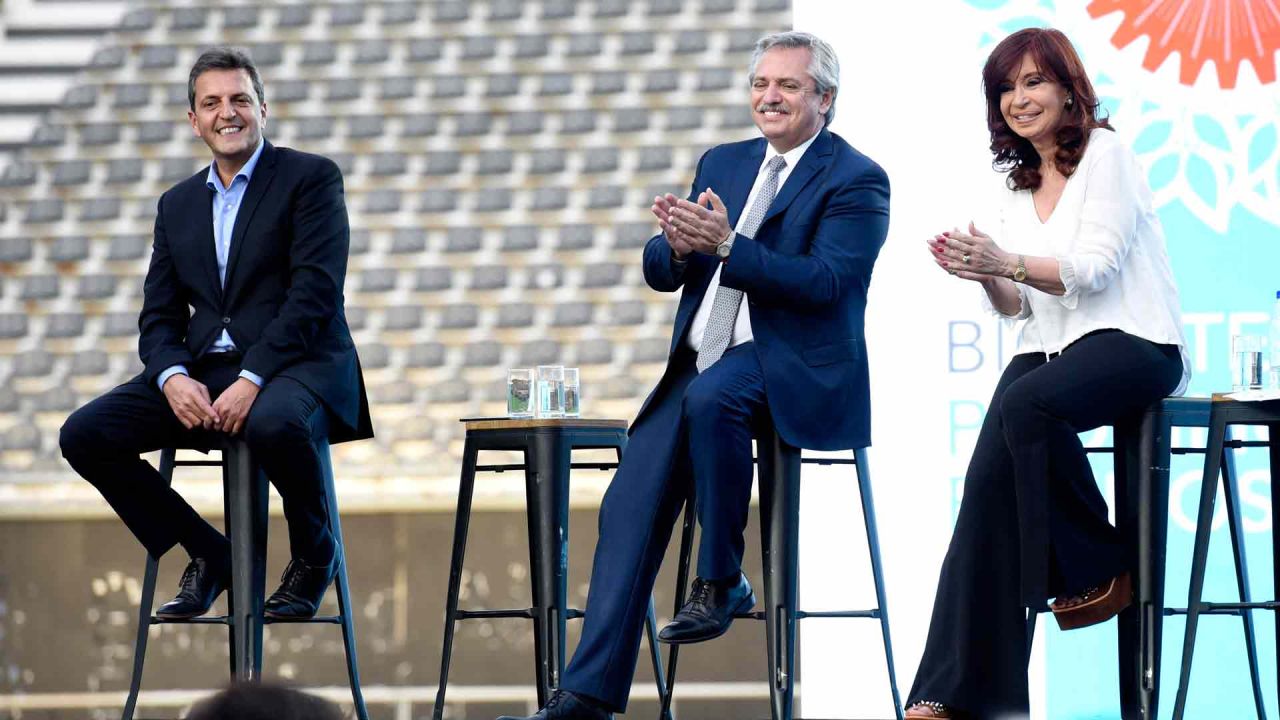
[455,607,586,621]
[266,615,343,624]
[1165,601,1280,615]
[476,462,620,473]
[174,460,223,467]
[151,615,230,625]
[735,609,882,620]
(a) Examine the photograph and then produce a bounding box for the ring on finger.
[962,253,971,264]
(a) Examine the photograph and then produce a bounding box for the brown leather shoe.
[905,701,952,718]
[1050,572,1132,631]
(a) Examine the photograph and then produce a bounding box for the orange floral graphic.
[1088,0,1279,88]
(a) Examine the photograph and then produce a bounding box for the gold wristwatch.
[1012,254,1027,282]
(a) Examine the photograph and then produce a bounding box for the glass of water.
[507,368,535,418]
[536,365,565,418]
[563,368,581,417]
[1233,335,1264,391]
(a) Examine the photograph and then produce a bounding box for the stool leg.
[224,439,267,682]
[1270,423,1280,720]
[659,493,696,720]
[854,448,904,720]
[758,435,800,720]
[1172,413,1228,719]
[122,448,175,720]
[1025,609,1037,662]
[526,432,573,705]
[318,444,369,720]
[1219,430,1267,720]
[433,437,478,720]
[1129,408,1171,720]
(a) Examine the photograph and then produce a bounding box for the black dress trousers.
[908,330,1183,718]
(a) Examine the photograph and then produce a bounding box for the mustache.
[756,103,788,113]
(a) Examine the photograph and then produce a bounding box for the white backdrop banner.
[791,1,1280,719]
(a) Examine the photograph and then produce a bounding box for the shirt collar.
[206,139,265,193]
[764,128,822,172]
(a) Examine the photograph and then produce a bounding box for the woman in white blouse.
[905,28,1188,719]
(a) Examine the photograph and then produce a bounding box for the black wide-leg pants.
[908,330,1183,718]
[59,353,336,564]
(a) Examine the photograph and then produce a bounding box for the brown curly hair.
[982,28,1112,191]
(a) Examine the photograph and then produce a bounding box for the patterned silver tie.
[696,154,787,372]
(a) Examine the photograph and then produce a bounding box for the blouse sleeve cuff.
[980,283,1030,320]
[1055,255,1081,310]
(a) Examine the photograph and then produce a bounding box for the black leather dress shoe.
[658,573,755,644]
[264,558,337,619]
[495,690,613,720]
[155,557,230,619]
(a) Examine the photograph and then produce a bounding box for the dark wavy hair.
[982,28,1112,191]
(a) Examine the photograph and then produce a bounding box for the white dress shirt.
[686,130,821,354]
[987,127,1191,394]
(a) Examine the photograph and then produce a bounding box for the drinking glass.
[507,368,535,418]
[536,365,565,418]
[563,368,581,417]
[1233,335,1264,391]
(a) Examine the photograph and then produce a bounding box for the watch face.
[716,243,731,258]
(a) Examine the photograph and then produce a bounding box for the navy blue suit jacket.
[639,129,889,450]
[136,142,372,443]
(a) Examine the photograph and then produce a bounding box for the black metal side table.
[433,418,670,719]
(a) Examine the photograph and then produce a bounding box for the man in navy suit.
[60,47,371,621]
[500,31,890,720]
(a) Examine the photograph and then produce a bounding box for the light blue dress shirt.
[157,140,266,391]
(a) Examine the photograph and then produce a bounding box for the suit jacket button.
[222,316,231,324]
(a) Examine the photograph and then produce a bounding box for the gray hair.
[187,46,265,111]
[748,31,840,126]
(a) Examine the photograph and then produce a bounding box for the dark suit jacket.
[136,141,372,443]
[639,129,889,450]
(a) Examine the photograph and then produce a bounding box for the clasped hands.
[651,189,733,259]
[162,374,260,434]
[928,221,1015,281]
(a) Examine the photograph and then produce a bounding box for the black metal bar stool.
[1172,396,1280,719]
[122,436,368,720]
[1016,396,1263,720]
[434,418,671,719]
[659,426,902,720]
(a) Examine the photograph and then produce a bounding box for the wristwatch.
[1012,254,1027,282]
[716,231,736,259]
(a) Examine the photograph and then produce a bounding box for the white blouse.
[987,127,1191,395]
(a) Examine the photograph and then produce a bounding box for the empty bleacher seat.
[380,77,417,100]
[359,269,398,293]
[90,46,125,69]
[610,301,647,325]
[633,338,672,363]
[488,0,523,21]
[592,72,627,95]
[345,306,368,331]
[246,43,283,67]
[667,107,705,130]
[576,339,615,365]
[407,342,447,368]
[102,312,138,337]
[513,35,549,58]
[582,263,625,288]
[470,266,509,290]
[503,225,539,251]
[530,187,568,211]
[0,238,34,262]
[728,28,763,51]
[477,150,515,175]
[80,124,120,147]
[525,264,564,289]
[107,235,147,261]
[349,230,371,256]
[349,115,386,139]
[77,275,118,299]
[47,313,86,338]
[530,149,567,174]
[391,228,427,253]
[171,7,208,31]
[562,110,597,134]
[497,303,535,328]
[520,340,561,366]
[26,200,64,224]
[272,80,310,103]
[540,73,574,96]
[721,105,754,128]
[553,302,595,327]
[224,6,260,29]
[433,76,468,98]
[113,84,151,108]
[403,115,440,137]
[419,190,460,213]
[298,117,336,140]
[384,306,423,331]
[70,350,110,376]
[676,31,710,53]
[486,74,521,97]
[462,36,498,61]
[13,350,54,377]
[48,236,89,262]
[621,32,657,55]
[699,67,736,91]
[506,112,543,136]
[637,145,674,171]
[408,38,444,63]
[31,124,67,147]
[439,304,480,329]
[542,0,578,19]
[364,190,402,214]
[435,2,470,22]
[415,267,453,292]
[81,198,122,221]
[558,225,594,250]
[614,222,656,249]
[136,121,173,144]
[613,109,649,132]
[119,7,156,30]
[0,314,29,339]
[455,113,493,136]
[588,186,625,208]
[63,85,98,109]
[445,228,483,253]
[702,0,737,11]
[330,4,365,26]
[0,163,37,187]
[277,5,312,28]
[475,190,513,213]
[140,46,178,70]
[382,3,418,24]
[359,343,391,369]
[568,33,604,57]
[464,341,503,368]
[160,158,198,182]
[595,0,631,17]
[650,0,684,15]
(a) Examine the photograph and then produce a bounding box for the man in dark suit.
[60,47,371,621]
[500,31,890,720]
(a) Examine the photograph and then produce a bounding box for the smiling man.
[60,47,371,621]
[498,31,890,720]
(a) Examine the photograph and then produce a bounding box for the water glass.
[1233,335,1264,391]
[507,368,535,418]
[536,365,565,418]
[563,368,581,417]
